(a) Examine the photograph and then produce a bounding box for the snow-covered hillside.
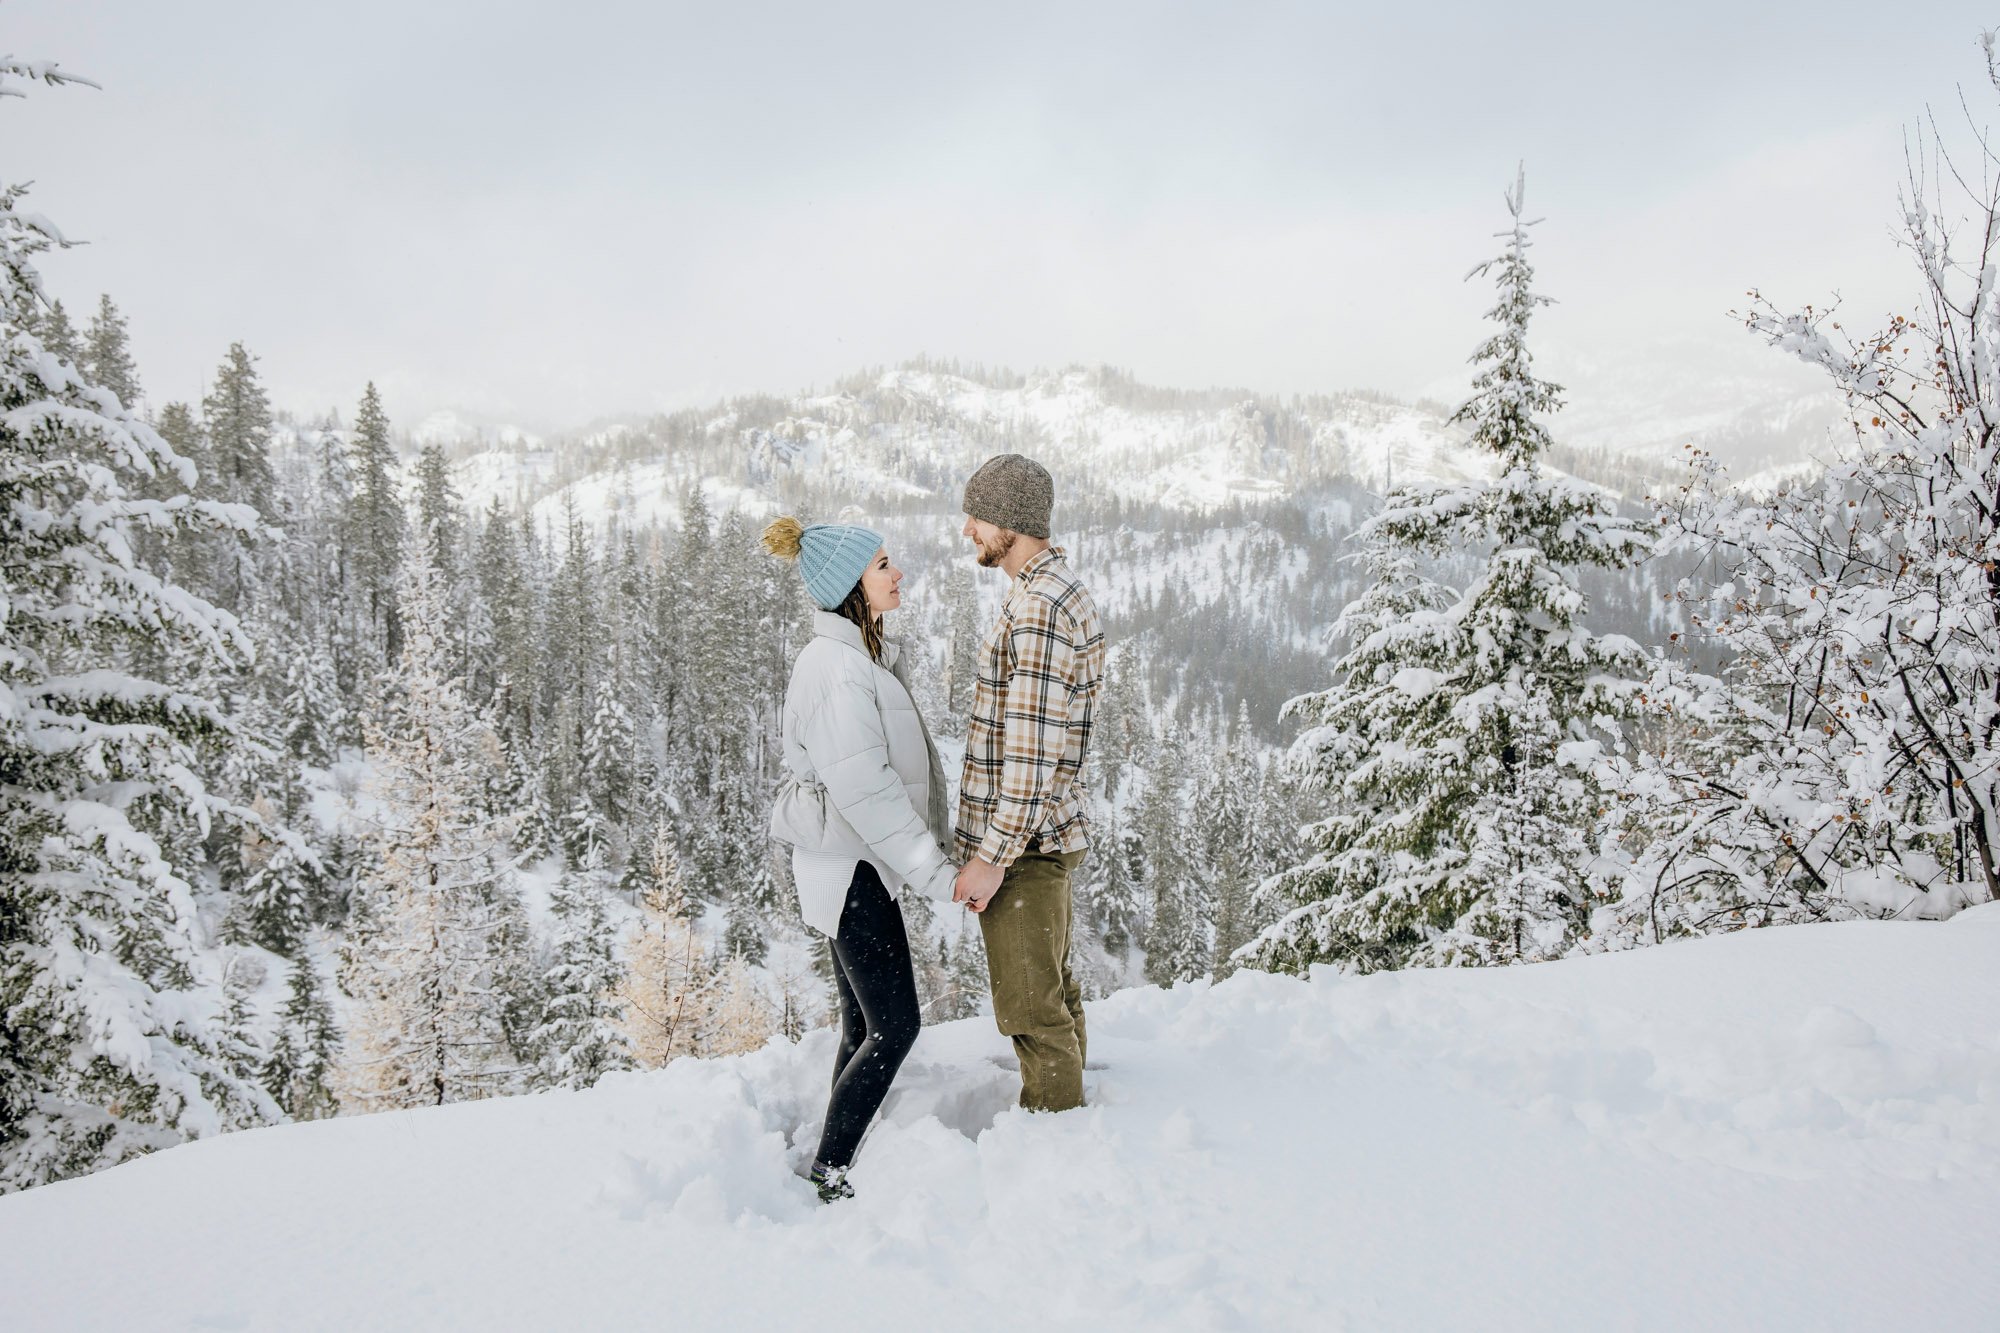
[5,908,1994,1332]
[444,366,1536,535]
[429,357,1844,536]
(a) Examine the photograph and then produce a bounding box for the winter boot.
[809,1160,854,1204]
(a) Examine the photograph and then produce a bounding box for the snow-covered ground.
[5,909,1996,1331]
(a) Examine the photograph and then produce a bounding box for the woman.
[761,516,957,1204]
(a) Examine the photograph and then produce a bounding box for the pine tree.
[197,342,276,616]
[82,293,139,408]
[279,622,341,768]
[201,342,276,519]
[151,401,211,590]
[1201,722,1259,978]
[940,566,980,737]
[701,952,776,1057]
[1247,169,1649,976]
[722,877,769,966]
[475,501,536,737]
[36,295,77,363]
[1141,726,1207,984]
[1089,806,1143,963]
[335,537,525,1110]
[528,867,631,1090]
[614,829,713,1065]
[224,792,323,955]
[154,401,205,470]
[260,953,341,1121]
[214,956,268,1094]
[1,65,284,1189]
[582,672,635,828]
[507,744,561,864]
[345,383,405,660]
[946,921,990,1019]
[1094,647,1150,801]
[412,439,462,571]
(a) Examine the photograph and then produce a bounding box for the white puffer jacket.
[771,610,957,936]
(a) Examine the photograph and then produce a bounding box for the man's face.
[961,515,1016,568]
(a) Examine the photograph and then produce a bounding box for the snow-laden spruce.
[0,60,310,1189]
[335,532,533,1110]
[1247,169,1652,974]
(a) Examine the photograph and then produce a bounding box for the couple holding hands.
[761,453,1105,1204]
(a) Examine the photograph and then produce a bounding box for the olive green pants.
[979,849,1088,1112]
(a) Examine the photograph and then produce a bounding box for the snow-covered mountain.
[5,906,1993,1331]
[436,357,1846,535]
[445,365,1538,535]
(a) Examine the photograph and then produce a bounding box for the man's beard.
[974,528,1017,568]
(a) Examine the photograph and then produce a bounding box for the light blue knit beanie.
[760,516,884,609]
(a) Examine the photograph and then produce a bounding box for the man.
[951,453,1106,1113]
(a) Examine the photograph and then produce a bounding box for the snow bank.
[4,909,1997,1331]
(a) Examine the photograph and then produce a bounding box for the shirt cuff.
[975,825,1030,870]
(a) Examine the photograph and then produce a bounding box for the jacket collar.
[812,609,899,669]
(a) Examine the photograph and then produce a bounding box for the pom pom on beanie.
[760,516,804,560]
[761,516,883,609]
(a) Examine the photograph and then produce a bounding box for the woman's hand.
[953,858,1005,914]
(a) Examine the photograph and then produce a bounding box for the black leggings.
[816,861,921,1170]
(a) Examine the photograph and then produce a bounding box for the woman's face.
[860,546,903,615]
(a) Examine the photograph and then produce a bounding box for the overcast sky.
[7,1,1993,435]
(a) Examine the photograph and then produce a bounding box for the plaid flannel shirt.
[955,546,1106,868]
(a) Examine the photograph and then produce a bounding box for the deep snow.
[4,908,1997,1332]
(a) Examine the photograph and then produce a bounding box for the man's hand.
[953,858,1006,914]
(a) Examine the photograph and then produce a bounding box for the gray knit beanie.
[961,453,1053,539]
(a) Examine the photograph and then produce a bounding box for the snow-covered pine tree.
[940,566,980,737]
[335,532,525,1110]
[701,951,776,1056]
[582,671,635,829]
[412,439,462,571]
[1141,723,1208,984]
[1086,803,1143,964]
[561,791,611,872]
[1246,169,1650,975]
[721,874,770,965]
[345,382,404,661]
[1592,54,2000,936]
[475,501,537,739]
[528,863,631,1091]
[542,506,601,728]
[506,741,560,864]
[1094,647,1150,801]
[201,343,276,519]
[1201,717,1260,978]
[945,921,990,1019]
[33,294,76,363]
[1,57,285,1190]
[197,342,277,617]
[82,294,139,409]
[153,401,205,471]
[614,827,713,1065]
[259,952,340,1121]
[278,620,340,769]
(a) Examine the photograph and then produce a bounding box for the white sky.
[7,1,1994,436]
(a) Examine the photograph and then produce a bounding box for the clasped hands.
[952,857,1005,914]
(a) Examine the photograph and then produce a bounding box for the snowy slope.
[435,355,1848,539]
[4,908,1996,1331]
[446,367,1518,533]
